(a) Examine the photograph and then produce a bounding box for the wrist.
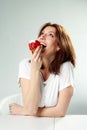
[31,68,40,73]
[30,69,40,78]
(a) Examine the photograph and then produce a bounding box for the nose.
[40,33,46,40]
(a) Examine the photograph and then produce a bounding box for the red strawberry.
[28,40,46,53]
[28,40,40,51]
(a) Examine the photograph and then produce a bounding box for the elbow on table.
[55,113,66,117]
[55,109,66,117]
[59,112,66,117]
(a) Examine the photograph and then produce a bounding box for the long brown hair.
[38,22,76,74]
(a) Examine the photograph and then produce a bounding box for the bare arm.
[20,46,42,115]
[35,86,73,117]
[20,73,40,115]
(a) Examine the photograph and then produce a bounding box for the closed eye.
[49,33,54,37]
[40,32,44,36]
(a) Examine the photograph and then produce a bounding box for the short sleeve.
[18,59,31,83]
[59,61,74,91]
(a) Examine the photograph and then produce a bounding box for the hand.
[30,46,42,71]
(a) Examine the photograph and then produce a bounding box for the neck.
[41,57,50,70]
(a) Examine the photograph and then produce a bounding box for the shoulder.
[59,61,75,91]
[60,61,74,72]
[18,58,31,79]
[19,58,30,66]
[59,61,74,77]
[19,58,31,70]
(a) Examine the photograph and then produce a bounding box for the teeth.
[40,42,46,46]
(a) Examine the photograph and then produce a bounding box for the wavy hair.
[38,22,76,74]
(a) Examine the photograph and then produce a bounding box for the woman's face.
[38,26,60,58]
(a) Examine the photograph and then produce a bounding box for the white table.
[54,115,87,130]
[0,115,54,130]
[0,115,87,130]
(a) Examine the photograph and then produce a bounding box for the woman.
[9,22,76,117]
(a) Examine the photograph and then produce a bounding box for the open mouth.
[40,42,46,48]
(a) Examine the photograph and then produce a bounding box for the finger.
[29,47,38,60]
[33,46,42,61]
[31,46,39,60]
[33,46,41,55]
[34,49,42,61]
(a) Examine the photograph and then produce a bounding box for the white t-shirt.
[18,59,74,107]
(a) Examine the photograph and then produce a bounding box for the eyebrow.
[49,31,55,33]
[42,30,55,34]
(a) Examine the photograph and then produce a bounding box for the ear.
[56,46,60,51]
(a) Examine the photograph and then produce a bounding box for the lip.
[38,40,46,46]
[40,42,46,47]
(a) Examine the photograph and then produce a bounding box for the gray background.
[0,0,87,114]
